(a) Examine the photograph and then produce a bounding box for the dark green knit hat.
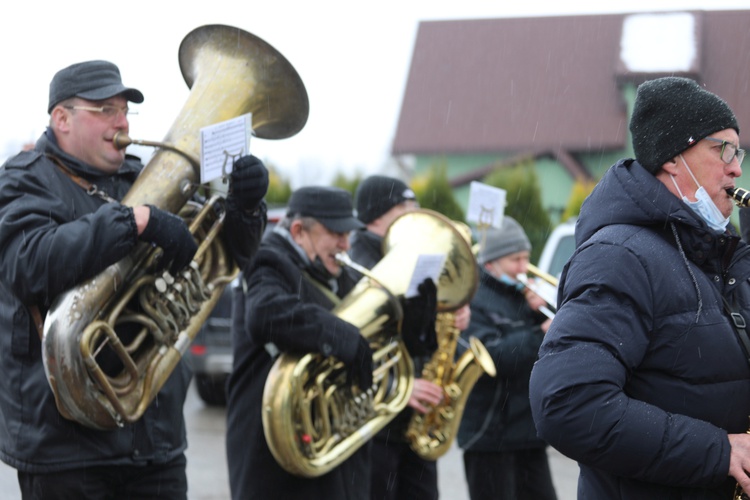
[629,77,739,173]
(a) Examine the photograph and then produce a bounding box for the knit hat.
[478,216,531,265]
[287,186,364,233]
[48,60,144,113]
[629,77,739,173]
[355,175,417,224]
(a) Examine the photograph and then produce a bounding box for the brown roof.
[392,10,750,157]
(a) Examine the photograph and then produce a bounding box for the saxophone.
[405,302,496,461]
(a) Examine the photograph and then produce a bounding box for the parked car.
[186,206,286,406]
[537,218,577,279]
[186,283,235,405]
[531,218,577,310]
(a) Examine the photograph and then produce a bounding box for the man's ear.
[289,219,304,241]
[661,156,680,176]
[50,106,71,133]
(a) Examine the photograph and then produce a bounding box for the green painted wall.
[409,80,747,228]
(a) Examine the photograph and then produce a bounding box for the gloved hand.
[401,278,438,356]
[344,335,374,391]
[228,155,269,211]
[139,205,198,275]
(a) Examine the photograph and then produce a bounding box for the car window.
[548,234,576,278]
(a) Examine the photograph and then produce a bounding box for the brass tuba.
[262,209,478,477]
[43,24,309,430]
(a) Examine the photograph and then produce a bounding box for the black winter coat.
[457,268,547,452]
[529,159,750,499]
[226,229,369,500]
[0,130,263,473]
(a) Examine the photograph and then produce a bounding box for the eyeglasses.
[63,105,137,119]
[704,137,745,166]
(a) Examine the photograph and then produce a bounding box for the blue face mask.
[670,155,730,233]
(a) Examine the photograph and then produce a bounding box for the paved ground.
[0,382,581,499]
[437,442,578,500]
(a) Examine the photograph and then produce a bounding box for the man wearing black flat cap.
[0,60,268,499]
[530,77,750,498]
[226,185,374,500]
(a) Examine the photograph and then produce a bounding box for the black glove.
[401,278,438,356]
[228,155,269,211]
[344,335,374,391]
[139,205,198,275]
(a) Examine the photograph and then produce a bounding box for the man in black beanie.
[529,76,750,499]
[351,175,470,500]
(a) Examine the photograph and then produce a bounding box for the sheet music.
[405,254,446,298]
[199,113,253,184]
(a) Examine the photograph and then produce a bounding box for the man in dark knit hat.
[0,60,268,499]
[530,76,750,498]
[457,216,557,500]
[226,185,374,500]
[351,174,469,500]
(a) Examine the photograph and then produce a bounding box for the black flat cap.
[288,186,365,233]
[48,60,144,113]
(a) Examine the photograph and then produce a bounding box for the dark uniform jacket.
[226,229,369,500]
[0,129,263,473]
[529,159,750,499]
[456,267,547,452]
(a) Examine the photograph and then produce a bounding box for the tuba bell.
[42,24,309,430]
[262,208,478,477]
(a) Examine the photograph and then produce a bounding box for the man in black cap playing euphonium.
[226,185,373,500]
[226,183,439,499]
[0,59,269,499]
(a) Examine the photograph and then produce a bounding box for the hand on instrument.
[728,432,750,496]
[228,155,269,211]
[523,285,548,312]
[454,304,471,331]
[343,335,374,391]
[401,278,438,356]
[139,205,198,275]
[408,379,444,414]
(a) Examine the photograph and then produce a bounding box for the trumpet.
[517,263,559,319]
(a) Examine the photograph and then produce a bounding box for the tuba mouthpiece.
[112,132,133,150]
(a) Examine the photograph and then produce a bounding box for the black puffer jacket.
[456,268,547,452]
[226,229,369,500]
[0,130,263,473]
[529,159,750,499]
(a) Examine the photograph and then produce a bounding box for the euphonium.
[262,209,478,477]
[43,25,309,430]
[406,223,495,461]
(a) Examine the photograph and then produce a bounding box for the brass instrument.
[518,262,559,319]
[406,309,496,460]
[728,187,750,207]
[43,24,309,430]
[262,209,478,477]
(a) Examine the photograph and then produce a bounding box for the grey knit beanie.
[478,216,531,265]
[629,77,738,173]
